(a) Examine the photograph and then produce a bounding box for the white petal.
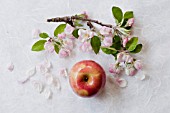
[53,77,61,90]
[43,60,51,69]
[26,67,36,77]
[135,74,146,81]
[45,74,54,85]
[7,62,14,72]
[32,29,40,38]
[32,81,43,93]
[59,68,68,77]
[43,88,52,99]
[115,78,128,88]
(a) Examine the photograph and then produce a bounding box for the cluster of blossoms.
[32,6,144,87]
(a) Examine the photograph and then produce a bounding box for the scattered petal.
[53,77,61,90]
[114,78,128,88]
[7,62,14,72]
[32,29,40,38]
[18,76,30,84]
[26,67,36,77]
[59,68,68,77]
[43,88,52,99]
[45,74,54,85]
[43,60,52,69]
[32,81,43,93]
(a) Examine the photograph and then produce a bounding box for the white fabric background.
[0,0,170,113]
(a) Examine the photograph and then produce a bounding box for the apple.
[69,60,106,97]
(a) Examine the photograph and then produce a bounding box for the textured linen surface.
[0,0,170,113]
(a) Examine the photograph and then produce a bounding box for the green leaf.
[31,40,47,51]
[54,44,60,54]
[74,20,83,27]
[72,29,79,38]
[54,24,66,37]
[101,47,117,54]
[112,6,123,23]
[124,11,134,19]
[130,44,142,53]
[39,32,49,39]
[111,36,121,50]
[126,37,138,51]
[39,33,49,38]
[90,36,101,54]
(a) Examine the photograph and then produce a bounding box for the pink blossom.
[123,37,128,47]
[59,49,70,58]
[126,18,134,27]
[134,60,142,70]
[78,29,94,42]
[63,40,74,51]
[109,64,122,75]
[44,41,54,53]
[79,41,92,52]
[103,37,113,47]
[58,33,66,39]
[125,55,134,63]
[65,24,74,34]
[99,26,112,36]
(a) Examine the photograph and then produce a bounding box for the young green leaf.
[31,40,47,51]
[126,37,138,51]
[54,24,66,37]
[54,44,60,54]
[101,47,117,54]
[39,32,49,39]
[112,6,123,23]
[90,36,101,54]
[72,29,79,38]
[111,36,121,50]
[124,11,134,19]
[130,44,142,53]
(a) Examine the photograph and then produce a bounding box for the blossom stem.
[47,16,116,29]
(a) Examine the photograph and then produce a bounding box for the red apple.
[69,60,106,97]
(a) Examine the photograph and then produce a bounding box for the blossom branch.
[47,16,116,29]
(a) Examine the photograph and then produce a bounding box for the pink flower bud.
[82,11,88,19]
[103,37,113,47]
[117,52,124,62]
[44,41,54,53]
[134,60,142,70]
[80,41,92,52]
[123,37,128,47]
[100,26,112,36]
[125,55,134,63]
[126,18,134,27]
[59,49,70,58]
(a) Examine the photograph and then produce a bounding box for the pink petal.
[59,68,68,77]
[7,62,14,72]
[114,77,128,88]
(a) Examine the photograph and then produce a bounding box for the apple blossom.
[134,60,142,70]
[78,29,94,42]
[117,52,124,62]
[63,40,74,51]
[58,33,66,39]
[99,26,112,36]
[44,41,54,53]
[103,36,113,47]
[64,24,75,39]
[80,41,92,52]
[59,48,71,58]
[109,63,123,75]
[126,18,134,27]
[125,55,134,63]
[125,64,137,76]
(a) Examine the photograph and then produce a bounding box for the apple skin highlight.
[69,60,106,97]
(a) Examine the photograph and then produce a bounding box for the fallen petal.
[135,74,146,81]
[53,77,61,90]
[18,76,30,84]
[32,29,40,38]
[45,74,54,85]
[59,68,68,77]
[43,88,52,99]
[7,62,14,72]
[114,78,128,88]
[32,81,43,93]
[26,67,36,77]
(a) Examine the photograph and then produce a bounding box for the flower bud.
[134,60,142,70]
